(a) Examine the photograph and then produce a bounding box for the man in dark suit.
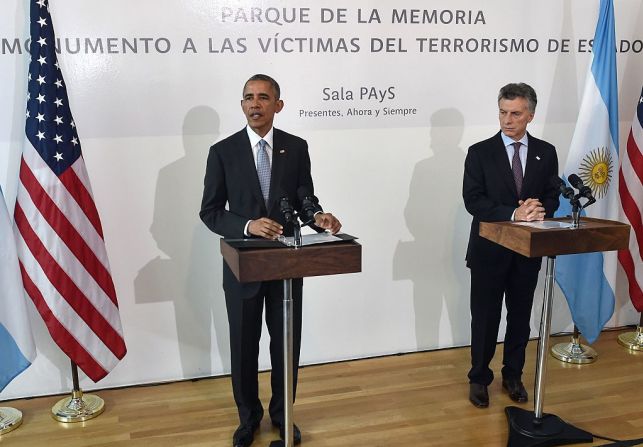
[200,74,341,447]
[462,83,559,408]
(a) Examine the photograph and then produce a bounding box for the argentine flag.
[555,0,619,344]
[0,185,36,392]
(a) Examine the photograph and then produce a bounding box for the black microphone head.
[550,176,575,200]
[300,197,316,223]
[279,196,294,223]
[296,187,321,225]
[562,187,575,200]
[567,173,583,189]
[580,185,593,198]
[568,173,594,199]
[279,196,290,207]
[302,195,319,207]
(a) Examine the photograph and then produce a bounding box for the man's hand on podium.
[515,198,545,222]
[249,217,283,239]
[314,213,342,234]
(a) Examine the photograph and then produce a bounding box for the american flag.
[618,87,643,313]
[13,0,126,382]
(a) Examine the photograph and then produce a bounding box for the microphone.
[300,196,319,225]
[279,196,294,223]
[297,187,320,225]
[567,174,594,200]
[551,176,574,200]
[567,173,596,208]
[279,195,303,247]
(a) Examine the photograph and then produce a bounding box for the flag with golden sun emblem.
[554,0,619,344]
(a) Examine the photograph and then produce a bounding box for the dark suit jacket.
[200,127,321,298]
[463,131,559,271]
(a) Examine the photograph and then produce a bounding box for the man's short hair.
[243,74,281,99]
[498,83,537,114]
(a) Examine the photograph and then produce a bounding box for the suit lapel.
[522,133,544,197]
[268,129,287,213]
[235,129,265,208]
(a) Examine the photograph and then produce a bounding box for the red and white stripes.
[15,143,126,382]
[618,92,643,312]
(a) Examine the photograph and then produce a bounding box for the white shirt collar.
[246,125,274,150]
[501,131,528,148]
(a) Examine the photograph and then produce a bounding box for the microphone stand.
[291,209,320,249]
[569,194,597,228]
[279,196,303,249]
[570,195,582,228]
[292,219,302,249]
[273,199,307,447]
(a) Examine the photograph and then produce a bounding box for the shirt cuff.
[244,220,251,237]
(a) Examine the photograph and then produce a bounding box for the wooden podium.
[220,235,362,447]
[480,217,629,447]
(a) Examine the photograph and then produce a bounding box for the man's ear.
[275,99,284,113]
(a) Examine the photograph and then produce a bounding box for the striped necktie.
[511,141,523,197]
[256,139,271,205]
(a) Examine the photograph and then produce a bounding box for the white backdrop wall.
[1,0,642,400]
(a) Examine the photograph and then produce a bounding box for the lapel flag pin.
[536,155,541,160]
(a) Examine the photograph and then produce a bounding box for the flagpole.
[51,360,105,423]
[0,407,23,436]
[617,314,643,351]
[17,0,127,401]
[550,324,598,364]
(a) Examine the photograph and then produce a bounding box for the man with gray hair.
[462,82,559,408]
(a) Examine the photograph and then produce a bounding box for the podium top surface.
[220,234,362,283]
[479,217,630,258]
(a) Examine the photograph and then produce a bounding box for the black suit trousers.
[225,278,303,426]
[468,255,540,386]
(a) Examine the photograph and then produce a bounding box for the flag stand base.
[0,408,23,435]
[52,389,104,423]
[617,326,643,351]
[550,337,597,364]
[550,326,597,364]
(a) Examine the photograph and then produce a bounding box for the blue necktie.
[512,142,523,197]
[257,139,271,205]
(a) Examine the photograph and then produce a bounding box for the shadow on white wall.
[394,108,471,350]
[134,105,229,378]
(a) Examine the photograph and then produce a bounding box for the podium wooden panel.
[480,217,629,258]
[478,217,629,446]
[220,239,361,282]
[220,236,361,447]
